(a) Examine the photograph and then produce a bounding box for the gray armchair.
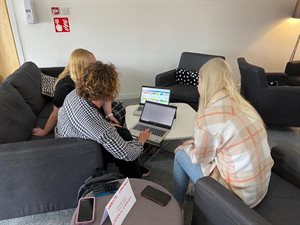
[238,57,300,127]
[191,144,300,225]
[155,52,225,111]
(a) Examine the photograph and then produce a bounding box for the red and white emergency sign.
[53,17,70,32]
[51,7,60,15]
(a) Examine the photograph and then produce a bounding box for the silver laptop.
[130,101,177,146]
[133,86,171,116]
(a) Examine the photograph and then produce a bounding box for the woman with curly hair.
[56,61,151,178]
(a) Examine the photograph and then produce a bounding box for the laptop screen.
[140,101,177,128]
[140,86,171,105]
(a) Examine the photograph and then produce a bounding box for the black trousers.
[102,127,142,178]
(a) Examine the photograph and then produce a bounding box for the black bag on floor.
[77,169,124,200]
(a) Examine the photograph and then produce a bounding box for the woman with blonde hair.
[173,58,273,207]
[33,48,123,136]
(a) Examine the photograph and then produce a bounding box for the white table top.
[125,103,197,141]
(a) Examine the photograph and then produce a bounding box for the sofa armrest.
[40,67,65,78]
[155,69,176,86]
[265,72,288,86]
[192,177,271,225]
[271,144,300,189]
[0,137,103,220]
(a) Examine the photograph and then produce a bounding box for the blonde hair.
[198,58,263,124]
[76,61,120,102]
[57,48,94,84]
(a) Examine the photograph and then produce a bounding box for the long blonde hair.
[57,48,94,84]
[198,58,263,124]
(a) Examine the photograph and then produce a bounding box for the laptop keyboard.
[133,124,166,137]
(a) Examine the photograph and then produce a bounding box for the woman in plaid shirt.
[173,58,273,207]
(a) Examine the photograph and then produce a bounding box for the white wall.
[8,0,298,99]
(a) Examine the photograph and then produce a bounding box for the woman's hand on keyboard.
[138,128,151,145]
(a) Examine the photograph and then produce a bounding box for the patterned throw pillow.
[41,73,58,97]
[175,68,199,86]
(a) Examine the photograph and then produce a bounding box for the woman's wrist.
[105,113,113,119]
[137,138,144,145]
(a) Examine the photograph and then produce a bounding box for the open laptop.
[130,101,177,146]
[133,86,171,116]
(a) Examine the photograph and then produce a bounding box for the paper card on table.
[100,178,136,225]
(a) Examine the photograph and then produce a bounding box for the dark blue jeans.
[173,150,203,204]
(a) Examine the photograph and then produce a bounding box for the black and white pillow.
[175,68,199,86]
[41,73,58,97]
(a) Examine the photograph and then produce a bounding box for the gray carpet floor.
[0,99,299,225]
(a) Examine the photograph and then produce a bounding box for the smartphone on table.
[141,185,171,206]
[76,196,95,224]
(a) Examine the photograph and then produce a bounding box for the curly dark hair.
[76,61,120,101]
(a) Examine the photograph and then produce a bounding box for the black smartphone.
[76,197,95,224]
[141,185,171,206]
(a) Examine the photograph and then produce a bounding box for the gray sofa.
[191,144,300,225]
[0,62,103,220]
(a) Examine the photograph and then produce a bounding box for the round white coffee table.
[125,103,196,141]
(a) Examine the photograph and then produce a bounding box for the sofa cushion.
[41,72,58,97]
[0,83,36,144]
[287,76,300,86]
[167,83,199,103]
[5,62,46,114]
[175,68,199,86]
[36,101,53,119]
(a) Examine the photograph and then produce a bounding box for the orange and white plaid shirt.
[183,90,274,207]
